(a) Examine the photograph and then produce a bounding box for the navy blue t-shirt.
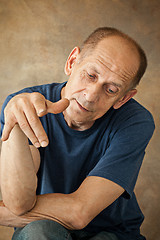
[0,82,155,240]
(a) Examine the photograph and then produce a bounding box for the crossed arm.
[0,93,124,229]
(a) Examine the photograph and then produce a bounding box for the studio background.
[0,0,159,239]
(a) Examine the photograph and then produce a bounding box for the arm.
[0,125,124,230]
[23,176,124,230]
[0,93,69,214]
[0,124,39,215]
[0,177,124,230]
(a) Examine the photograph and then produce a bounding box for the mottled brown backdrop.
[0,0,159,240]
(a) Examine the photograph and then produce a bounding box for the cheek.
[69,76,87,95]
[80,72,88,83]
[95,99,115,116]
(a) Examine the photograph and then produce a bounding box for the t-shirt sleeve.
[88,110,155,198]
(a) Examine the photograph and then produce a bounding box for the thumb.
[46,98,70,114]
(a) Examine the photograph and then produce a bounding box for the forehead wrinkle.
[97,58,129,83]
[97,55,137,83]
[121,66,138,84]
[119,68,135,81]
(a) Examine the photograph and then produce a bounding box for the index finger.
[46,98,70,114]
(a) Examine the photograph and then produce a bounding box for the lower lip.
[76,101,89,112]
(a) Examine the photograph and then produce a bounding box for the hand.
[1,92,69,148]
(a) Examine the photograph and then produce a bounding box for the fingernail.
[37,109,46,115]
[34,142,41,148]
[40,141,48,147]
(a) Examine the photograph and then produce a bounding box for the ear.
[113,89,137,109]
[64,47,80,76]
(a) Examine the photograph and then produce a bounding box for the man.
[0,27,155,240]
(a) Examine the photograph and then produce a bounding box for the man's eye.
[88,73,95,79]
[106,86,118,94]
[108,88,114,93]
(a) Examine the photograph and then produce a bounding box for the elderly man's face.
[62,36,139,130]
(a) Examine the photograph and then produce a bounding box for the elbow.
[12,201,36,216]
[3,196,37,216]
[8,206,29,216]
[69,203,90,230]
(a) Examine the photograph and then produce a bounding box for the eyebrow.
[110,82,122,88]
[89,66,100,75]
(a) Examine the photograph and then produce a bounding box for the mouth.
[76,100,90,112]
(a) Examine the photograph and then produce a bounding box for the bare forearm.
[0,124,37,214]
[23,193,79,230]
[0,177,124,230]
[0,193,79,230]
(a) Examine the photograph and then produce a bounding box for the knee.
[12,220,71,240]
[23,220,48,237]
[13,221,46,240]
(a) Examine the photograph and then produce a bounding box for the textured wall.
[0,0,159,239]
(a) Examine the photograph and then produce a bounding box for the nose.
[83,84,100,103]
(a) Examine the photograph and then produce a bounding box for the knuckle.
[29,116,38,126]
[30,93,47,115]
[4,107,8,115]
[19,121,29,130]
[5,101,15,114]
[31,92,44,100]
[31,93,46,107]
[17,96,29,106]
[7,95,28,111]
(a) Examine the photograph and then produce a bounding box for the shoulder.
[113,98,154,128]
[111,98,155,142]
[99,98,155,144]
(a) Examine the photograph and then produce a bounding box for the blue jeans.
[12,220,119,240]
